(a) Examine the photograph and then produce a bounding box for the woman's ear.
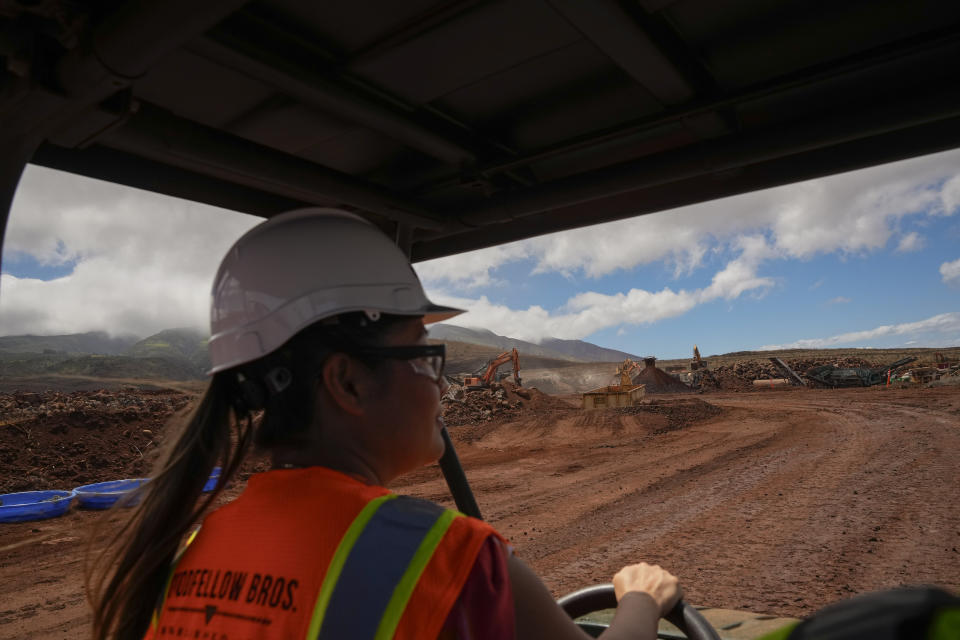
[320,353,375,416]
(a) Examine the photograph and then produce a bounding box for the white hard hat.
[208,208,463,374]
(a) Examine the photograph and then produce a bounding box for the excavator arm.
[481,347,521,386]
[614,358,640,389]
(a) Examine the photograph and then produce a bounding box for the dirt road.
[1,385,958,638]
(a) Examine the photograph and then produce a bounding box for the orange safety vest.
[146,467,503,640]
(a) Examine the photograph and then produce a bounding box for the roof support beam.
[412,28,960,195]
[1,0,248,142]
[413,113,960,261]
[100,104,445,230]
[437,83,960,229]
[545,0,694,105]
[190,35,477,167]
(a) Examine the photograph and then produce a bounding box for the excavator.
[612,358,641,389]
[463,347,521,391]
[689,345,718,387]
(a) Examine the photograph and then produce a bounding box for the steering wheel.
[557,584,721,640]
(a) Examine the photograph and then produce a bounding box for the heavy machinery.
[612,358,641,389]
[463,347,521,391]
[691,345,705,371]
[806,356,917,388]
[688,346,718,387]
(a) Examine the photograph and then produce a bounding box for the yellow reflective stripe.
[151,526,202,631]
[929,607,960,640]
[755,622,799,640]
[305,494,398,639]
[373,510,462,640]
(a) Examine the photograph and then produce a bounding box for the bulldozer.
[462,347,521,391]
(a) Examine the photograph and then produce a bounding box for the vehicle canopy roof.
[2,0,960,261]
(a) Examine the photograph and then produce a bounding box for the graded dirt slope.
[0,385,958,638]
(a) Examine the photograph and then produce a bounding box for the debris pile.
[442,382,554,427]
[693,356,896,391]
[631,357,694,393]
[0,389,191,493]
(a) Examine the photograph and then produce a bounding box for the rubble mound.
[631,358,694,393]
[616,397,723,432]
[441,381,559,427]
[701,356,886,391]
[0,389,191,493]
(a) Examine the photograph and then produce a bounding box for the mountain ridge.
[0,325,639,380]
[427,324,640,363]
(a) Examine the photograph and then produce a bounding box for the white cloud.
[414,241,529,290]
[428,238,775,342]
[827,297,851,305]
[0,165,260,337]
[895,231,925,253]
[760,312,960,350]
[940,174,960,216]
[941,258,960,286]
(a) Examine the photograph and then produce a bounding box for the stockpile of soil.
[632,358,694,393]
[0,389,191,493]
[615,397,724,432]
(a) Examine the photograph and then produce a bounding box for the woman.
[90,208,681,640]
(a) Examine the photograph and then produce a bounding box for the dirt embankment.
[0,389,191,493]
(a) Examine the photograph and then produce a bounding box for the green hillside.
[0,328,210,380]
[0,331,137,355]
[126,328,210,372]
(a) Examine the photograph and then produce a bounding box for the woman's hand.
[613,562,682,617]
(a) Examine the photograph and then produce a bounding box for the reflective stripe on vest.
[305,494,463,640]
[151,526,202,632]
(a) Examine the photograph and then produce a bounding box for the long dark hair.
[88,313,406,640]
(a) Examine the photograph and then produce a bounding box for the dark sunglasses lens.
[432,354,444,380]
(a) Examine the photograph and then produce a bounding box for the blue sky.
[2,149,959,359]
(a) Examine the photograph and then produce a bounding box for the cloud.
[895,231,924,253]
[428,239,774,342]
[827,296,851,305]
[940,174,960,216]
[0,165,260,337]
[941,258,960,286]
[760,312,960,350]
[414,241,529,290]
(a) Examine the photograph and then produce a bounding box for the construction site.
[1,345,958,638]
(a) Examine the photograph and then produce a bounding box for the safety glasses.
[353,344,446,383]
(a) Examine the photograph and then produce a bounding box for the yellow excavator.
[612,358,641,389]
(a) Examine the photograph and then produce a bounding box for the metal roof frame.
[3,0,960,265]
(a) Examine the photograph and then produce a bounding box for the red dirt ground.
[1,385,959,638]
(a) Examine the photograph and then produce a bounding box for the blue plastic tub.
[74,478,149,509]
[202,467,222,493]
[0,490,77,523]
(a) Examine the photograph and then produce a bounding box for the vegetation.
[0,328,209,380]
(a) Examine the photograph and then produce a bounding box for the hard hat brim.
[422,302,465,325]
